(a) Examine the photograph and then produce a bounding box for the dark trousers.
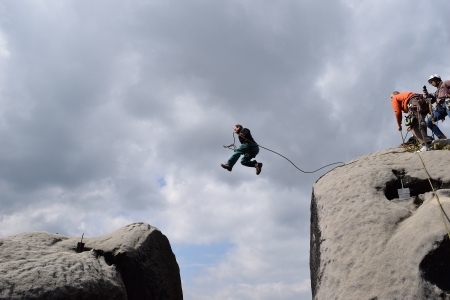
[227,143,259,167]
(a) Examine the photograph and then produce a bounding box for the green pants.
[227,143,259,167]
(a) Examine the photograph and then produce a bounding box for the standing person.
[424,75,450,139]
[391,91,432,151]
[221,125,263,175]
[423,74,450,127]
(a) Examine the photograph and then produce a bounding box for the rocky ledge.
[311,148,450,299]
[0,222,183,300]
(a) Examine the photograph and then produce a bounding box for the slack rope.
[223,132,345,174]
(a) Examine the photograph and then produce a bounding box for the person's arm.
[391,98,402,130]
[423,85,436,103]
[443,81,450,98]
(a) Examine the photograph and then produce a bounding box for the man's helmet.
[428,74,441,84]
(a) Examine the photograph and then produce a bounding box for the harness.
[406,95,429,144]
[406,95,424,113]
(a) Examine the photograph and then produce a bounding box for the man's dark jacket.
[237,128,256,144]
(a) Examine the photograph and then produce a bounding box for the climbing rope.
[415,151,450,240]
[402,130,450,239]
[223,132,237,151]
[400,130,410,144]
[399,130,418,152]
[223,132,345,174]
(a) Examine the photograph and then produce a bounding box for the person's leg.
[227,145,246,167]
[427,114,446,138]
[240,145,260,167]
[251,146,263,175]
[409,98,431,146]
[446,105,450,120]
[411,116,427,145]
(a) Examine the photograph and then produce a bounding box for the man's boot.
[255,162,263,175]
[221,163,232,172]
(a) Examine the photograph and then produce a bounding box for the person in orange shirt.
[391,91,432,151]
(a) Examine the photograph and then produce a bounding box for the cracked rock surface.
[311,148,450,300]
[0,222,182,300]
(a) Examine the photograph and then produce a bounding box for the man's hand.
[398,125,402,131]
[407,126,411,131]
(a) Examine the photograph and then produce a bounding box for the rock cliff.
[0,222,183,300]
[311,148,450,299]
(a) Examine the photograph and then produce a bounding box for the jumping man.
[221,125,263,175]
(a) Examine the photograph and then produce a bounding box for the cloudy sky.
[0,0,449,299]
